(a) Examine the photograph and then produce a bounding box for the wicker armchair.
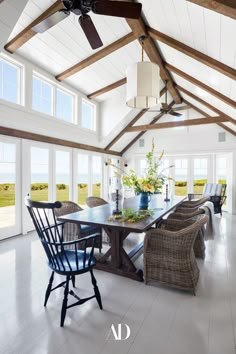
[188,183,227,215]
[178,196,210,209]
[86,197,109,243]
[144,215,208,294]
[167,208,206,259]
[86,197,108,208]
[54,201,102,252]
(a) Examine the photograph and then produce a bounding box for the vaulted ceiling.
[2,0,236,155]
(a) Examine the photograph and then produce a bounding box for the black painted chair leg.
[60,276,69,327]
[90,270,103,310]
[44,271,54,307]
[71,275,75,288]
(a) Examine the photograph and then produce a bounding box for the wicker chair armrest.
[175,206,199,213]
[159,217,195,230]
[168,209,204,220]
[188,193,202,200]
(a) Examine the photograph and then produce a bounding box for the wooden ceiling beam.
[105,86,167,150]
[121,101,175,155]
[183,98,236,137]
[0,126,121,156]
[56,32,135,81]
[125,17,181,104]
[105,109,148,150]
[186,0,236,21]
[147,27,236,81]
[165,62,236,109]
[4,0,64,53]
[126,116,228,132]
[87,78,127,99]
[176,85,236,125]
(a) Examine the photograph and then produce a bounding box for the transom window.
[81,99,96,131]
[32,74,75,123]
[32,76,53,116]
[0,58,20,104]
[56,88,73,123]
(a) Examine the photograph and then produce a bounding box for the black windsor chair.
[25,197,103,327]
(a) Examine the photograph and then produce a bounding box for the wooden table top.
[58,195,186,233]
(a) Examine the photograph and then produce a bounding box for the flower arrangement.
[107,140,172,195]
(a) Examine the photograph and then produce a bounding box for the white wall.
[120,109,236,213]
[0,0,28,52]
[100,89,132,141]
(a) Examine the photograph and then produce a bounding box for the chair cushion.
[80,224,100,235]
[49,250,96,273]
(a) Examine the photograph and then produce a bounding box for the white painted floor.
[0,212,236,354]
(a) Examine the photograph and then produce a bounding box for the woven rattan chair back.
[86,196,108,208]
[144,214,208,294]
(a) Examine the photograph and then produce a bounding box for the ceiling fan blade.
[169,111,183,117]
[79,15,103,50]
[32,11,69,33]
[92,1,142,19]
[161,102,169,111]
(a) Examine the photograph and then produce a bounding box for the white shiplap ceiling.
[3,0,236,151]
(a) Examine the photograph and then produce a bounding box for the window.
[77,154,89,206]
[216,157,227,184]
[81,99,96,130]
[56,88,74,123]
[30,147,49,202]
[92,156,102,197]
[32,76,53,115]
[56,150,70,201]
[193,158,208,194]
[0,58,20,104]
[175,159,188,196]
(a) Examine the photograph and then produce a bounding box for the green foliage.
[31,183,48,191]
[0,184,10,191]
[78,183,87,189]
[218,179,226,184]
[108,208,154,223]
[193,179,207,186]
[175,181,187,187]
[56,183,66,190]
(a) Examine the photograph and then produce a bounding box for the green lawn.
[0,180,226,207]
[0,184,101,207]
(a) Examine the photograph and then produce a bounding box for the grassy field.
[0,184,101,207]
[0,179,226,207]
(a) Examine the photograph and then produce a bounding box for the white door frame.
[0,135,21,239]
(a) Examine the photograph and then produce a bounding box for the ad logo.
[107,323,131,341]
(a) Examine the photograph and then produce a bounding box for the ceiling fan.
[32,0,142,50]
[148,82,183,117]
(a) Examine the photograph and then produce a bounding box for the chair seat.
[49,250,97,274]
[80,224,100,234]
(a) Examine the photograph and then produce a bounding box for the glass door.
[174,159,188,196]
[193,158,208,194]
[0,138,21,239]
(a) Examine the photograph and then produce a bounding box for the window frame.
[32,72,76,124]
[32,73,54,116]
[0,54,24,105]
[81,98,96,131]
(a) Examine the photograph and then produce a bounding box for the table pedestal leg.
[95,227,143,281]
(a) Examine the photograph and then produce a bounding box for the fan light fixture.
[126,35,160,109]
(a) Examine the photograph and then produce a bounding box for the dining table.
[58,195,186,281]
